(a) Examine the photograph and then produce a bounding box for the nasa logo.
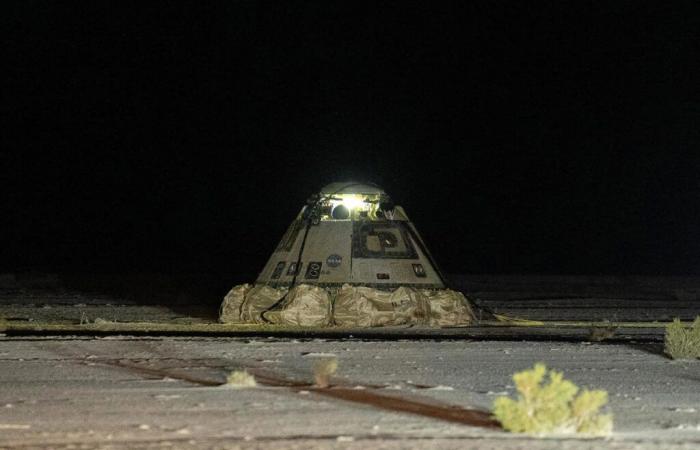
[326,254,343,268]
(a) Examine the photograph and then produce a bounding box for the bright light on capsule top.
[255,182,446,289]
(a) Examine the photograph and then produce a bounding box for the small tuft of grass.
[588,322,618,342]
[313,357,338,388]
[664,317,700,360]
[493,363,612,436]
[225,370,257,388]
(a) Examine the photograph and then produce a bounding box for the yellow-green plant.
[665,317,700,360]
[225,370,257,388]
[312,357,338,388]
[588,322,617,342]
[493,363,612,436]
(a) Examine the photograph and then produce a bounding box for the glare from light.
[325,194,374,221]
[338,195,367,211]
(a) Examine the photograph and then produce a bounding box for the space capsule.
[256,182,446,288]
[219,182,474,327]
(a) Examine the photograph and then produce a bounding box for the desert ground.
[0,274,698,449]
[1,336,699,449]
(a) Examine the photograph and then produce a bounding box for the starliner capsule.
[219,182,475,327]
[257,182,445,288]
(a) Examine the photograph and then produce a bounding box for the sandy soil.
[0,336,698,449]
[0,274,697,448]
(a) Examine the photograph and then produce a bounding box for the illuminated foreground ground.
[1,336,698,449]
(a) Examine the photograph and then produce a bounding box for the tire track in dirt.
[47,339,500,430]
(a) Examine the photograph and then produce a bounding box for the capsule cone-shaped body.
[220,182,475,326]
[256,182,446,289]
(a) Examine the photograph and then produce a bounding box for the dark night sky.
[3,1,700,276]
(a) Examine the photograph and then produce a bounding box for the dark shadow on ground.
[626,342,667,358]
[0,272,253,322]
[62,272,251,320]
[3,272,698,326]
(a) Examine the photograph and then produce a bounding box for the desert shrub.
[312,357,338,388]
[226,370,257,388]
[493,363,612,436]
[588,321,618,342]
[664,317,700,360]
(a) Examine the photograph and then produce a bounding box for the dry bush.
[665,317,700,360]
[225,370,257,388]
[493,363,612,436]
[313,357,338,388]
[588,320,617,342]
